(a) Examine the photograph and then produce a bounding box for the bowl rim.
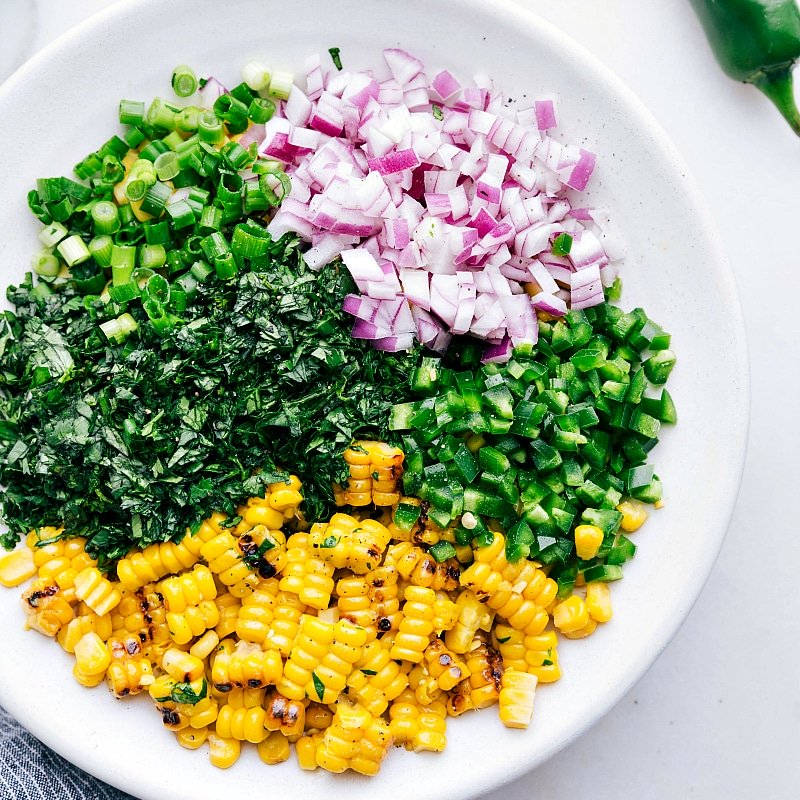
[0,0,750,797]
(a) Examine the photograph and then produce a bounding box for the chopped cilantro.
[312,671,326,700]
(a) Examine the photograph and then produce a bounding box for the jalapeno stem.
[752,67,800,135]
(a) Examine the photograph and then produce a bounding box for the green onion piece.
[161,131,184,151]
[432,104,444,121]
[166,198,196,230]
[110,245,136,285]
[140,182,172,217]
[248,97,275,124]
[91,201,120,235]
[199,205,223,231]
[74,153,102,180]
[108,282,141,303]
[200,232,231,261]
[99,136,129,159]
[213,94,250,134]
[139,243,167,271]
[89,235,113,267]
[242,183,268,214]
[214,252,237,280]
[38,221,68,248]
[119,99,145,126]
[123,126,147,149]
[242,60,271,91]
[154,151,180,181]
[101,155,125,185]
[551,233,573,256]
[56,235,91,267]
[175,106,201,133]
[220,141,252,171]
[124,178,147,203]
[171,65,198,98]
[328,47,343,71]
[146,97,178,130]
[258,171,290,206]
[268,69,294,100]
[231,222,271,258]
[31,250,60,278]
[99,312,138,343]
[198,110,224,145]
[117,204,135,227]
[138,139,169,162]
[429,541,457,563]
[144,273,171,305]
[143,220,171,246]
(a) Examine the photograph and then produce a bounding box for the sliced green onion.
[38,221,68,248]
[89,235,113,267]
[268,69,294,100]
[213,94,249,134]
[214,252,238,280]
[110,245,136,285]
[140,182,172,217]
[166,198,195,230]
[57,235,91,267]
[139,243,167,271]
[138,139,169,162]
[231,221,271,258]
[123,126,147,149]
[100,312,138,343]
[144,273,171,305]
[99,136,129,159]
[432,104,444,121]
[171,65,198,98]
[91,201,120,235]
[258,171,290,206]
[199,205,223,231]
[101,155,125,185]
[248,97,275,124]
[119,100,145,126]
[242,60,271,91]
[161,130,184,151]
[143,220,171,246]
[220,141,253,171]
[154,151,180,181]
[175,106,201,133]
[146,97,178,130]
[198,110,224,145]
[74,153,103,180]
[552,233,573,256]
[31,250,61,278]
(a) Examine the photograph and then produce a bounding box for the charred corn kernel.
[368,565,402,634]
[586,581,613,623]
[58,612,113,653]
[445,589,493,653]
[263,590,306,656]
[562,615,598,639]
[316,701,393,776]
[390,585,436,663]
[617,499,649,532]
[212,641,282,691]
[22,577,75,636]
[385,542,460,592]
[264,692,306,737]
[74,631,111,676]
[552,595,590,634]
[423,639,471,691]
[215,704,267,744]
[163,649,205,682]
[0,548,36,587]
[310,513,391,574]
[389,688,447,752]
[258,731,291,764]
[336,575,376,639]
[408,659,441,706]
[214,592,241,639]
[188,629,220,660]
[116,535,205,593]
[73,567,122,616]
[236,525,287,580]
[296,734,322,770]
[464,637,503,709]
[346,641,409,716]
[236,578,280,644]
[279,533,334,611]
[304,702,334,733]
[523,631,561,682]
[445,678,475,717]
[176,727,208,750]
[339,441,404,507]
[106,652,154,698]
[460,534,550,636]
[161,565,217,613]
[208,733,241,769]
[499,670,538,729]
[574,524,604,560]
[200,531,257,598]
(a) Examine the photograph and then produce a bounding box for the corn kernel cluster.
[0,443,651,777]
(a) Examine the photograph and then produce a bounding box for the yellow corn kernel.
[189,630,220,660]
[296,734,321,770]
[586,581,613,623]
[309,514,391,574]
[389,688,447,752]
[264,692,306,738]
[562,616,598,639]
[106,654,154,698]
[268,488,303,512]
[445,589,493,653]
[74,631,111,676]
[524,631,561,683]
[464,637,504,709]
[316,701,393,776]
[241,502,285,530]
[0,548,36,587]
[212,641,283,692]
[499,670,538,729]
[215,704,267,744]
[304,702,334,733]
[258,731,291,764]
[552,595,590,634]
[574,525,604,560]
[390,585,436,663]
[176,727,208,750]
[385,542,460,591]
[73,567,122,616]
[162,648,205,682]
[279,533,334,610]
[214,592,241,639]
[208,734,241,769]
[617,499,649,532]
[423,639,471,691]
[368,565,402,634]
[73,664,106,687]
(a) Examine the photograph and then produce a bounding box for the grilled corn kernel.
[162,648,205,682]
[499,670,538,729]
[176,727,208,750]
[208,733,241,769]
[258,731,291,764]
[390,585,436,663]
[74,631,111,676]
[73,567,122,616]
[574,524,604,560]
[617,499,649,532]
[552,595,590,634]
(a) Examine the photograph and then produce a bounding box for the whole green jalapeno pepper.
[690,0,800,135]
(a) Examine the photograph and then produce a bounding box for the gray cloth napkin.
[0,705,136,800]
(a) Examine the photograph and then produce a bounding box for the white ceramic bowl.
[0,1,748,799]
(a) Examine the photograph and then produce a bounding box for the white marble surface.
[1,1,798,798]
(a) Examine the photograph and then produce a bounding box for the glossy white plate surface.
[0,1,748,798]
